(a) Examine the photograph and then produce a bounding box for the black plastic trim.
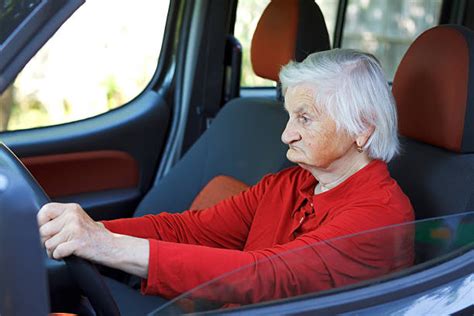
[0,0,84,93]
[333,0,348,48]
[150,0,180,94]
[424,0,466,26]
[154,0,195,180]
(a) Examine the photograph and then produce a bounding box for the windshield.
[153,212,474,314]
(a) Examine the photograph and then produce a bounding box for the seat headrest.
[393,25,474,153]
[250,0,330,82]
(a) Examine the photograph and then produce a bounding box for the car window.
[234,0,338,88]
[153,212,474,314]
[341,0,443,80]
[0,0,169,132]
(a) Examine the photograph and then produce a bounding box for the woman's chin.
[286,152,321,170]
[287,151,304,164]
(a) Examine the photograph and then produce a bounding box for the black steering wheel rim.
[0,143,120,316]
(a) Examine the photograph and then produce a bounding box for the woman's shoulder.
[334,160,414,223]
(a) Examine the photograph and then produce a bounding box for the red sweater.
[102,160,414,305]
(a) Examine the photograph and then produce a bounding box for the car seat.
[389,25,474,220]
[389,25,474,264]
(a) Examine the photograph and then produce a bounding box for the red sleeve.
[101,174,275,249]
[142,205,414,304]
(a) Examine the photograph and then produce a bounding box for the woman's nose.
[281,121,300,145]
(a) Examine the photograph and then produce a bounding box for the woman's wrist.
[100,232,150,279]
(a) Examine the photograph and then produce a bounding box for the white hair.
[279,48,399,162]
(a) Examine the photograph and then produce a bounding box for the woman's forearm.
[98,232,150,279]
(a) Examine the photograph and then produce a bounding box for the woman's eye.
[298,116,310,124]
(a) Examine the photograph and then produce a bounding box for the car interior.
[0,0,473,315]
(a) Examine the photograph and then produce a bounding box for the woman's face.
[281,84,356,170]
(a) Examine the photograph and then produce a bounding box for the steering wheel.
[0,143,120,316]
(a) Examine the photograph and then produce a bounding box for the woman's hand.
[37,202,112,261]
[37,202,150,278]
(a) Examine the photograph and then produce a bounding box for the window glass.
[154,212,474,314]
[341,0,442,79]
[0,0,169,132]
[234,0,338,88]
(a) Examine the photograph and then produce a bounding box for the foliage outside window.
[0,0,169,132]
[234,0,338,88]
[342,0,442,79]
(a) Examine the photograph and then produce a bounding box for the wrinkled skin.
[37,202,149,278]
[281,84,373,187]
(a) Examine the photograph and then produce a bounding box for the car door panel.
[21,150,139,198]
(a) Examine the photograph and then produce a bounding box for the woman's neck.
[313,151,372,194]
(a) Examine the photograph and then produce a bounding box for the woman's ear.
[355,126,375,148]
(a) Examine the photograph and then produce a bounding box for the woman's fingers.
[37,202,66,226]
[40,203,81,256]
[37,202,113,262]
[39,216,65,245]
[52,240,79,260]
[44,229,69,258]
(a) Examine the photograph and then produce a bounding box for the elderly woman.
[37,49,414,305]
